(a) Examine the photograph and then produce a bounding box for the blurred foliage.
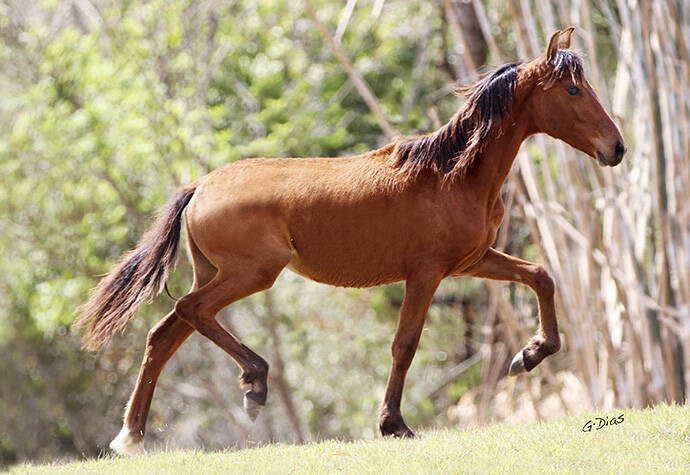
[0,0,495,466]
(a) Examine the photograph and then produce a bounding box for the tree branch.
[301,0,396,140]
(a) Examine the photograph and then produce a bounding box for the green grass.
[11,404,689,474]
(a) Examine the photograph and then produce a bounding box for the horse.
[74,28,625,455]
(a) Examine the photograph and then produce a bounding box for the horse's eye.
[567,86,580,96]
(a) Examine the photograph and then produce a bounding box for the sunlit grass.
[12,404,689,474]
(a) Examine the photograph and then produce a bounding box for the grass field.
[11,404,689,474]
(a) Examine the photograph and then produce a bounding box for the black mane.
[393,62,520,177]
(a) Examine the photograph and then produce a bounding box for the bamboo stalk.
[640,0,683,402]
[442,0,479,80]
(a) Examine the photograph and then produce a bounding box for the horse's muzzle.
[596,140,625,167]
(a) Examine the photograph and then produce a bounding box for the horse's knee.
[391,337,417,362]
[531,265,554,297]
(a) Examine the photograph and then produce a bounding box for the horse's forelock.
[541,49,585,88]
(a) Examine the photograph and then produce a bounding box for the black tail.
[73,187,195,350]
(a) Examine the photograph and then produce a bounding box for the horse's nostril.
[615,141,625,159]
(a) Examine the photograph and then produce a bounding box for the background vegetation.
[0,0,687,467]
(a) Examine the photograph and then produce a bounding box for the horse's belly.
[285,251,405,288]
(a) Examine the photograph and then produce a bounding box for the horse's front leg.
[379,269,443,438]
[464,248,561,375]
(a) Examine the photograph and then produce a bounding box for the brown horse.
[74,28,624,455]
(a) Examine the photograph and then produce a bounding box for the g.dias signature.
[582,414,625,432]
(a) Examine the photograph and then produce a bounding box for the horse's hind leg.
[110,312,193,455]
[110,232,216,455]
[174,251,290,422]
[465,248,561,375]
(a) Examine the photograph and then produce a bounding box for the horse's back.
[183,152,454,286]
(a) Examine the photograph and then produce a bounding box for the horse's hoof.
[381,425,417,438]
[243,390,265,422]
[110,427,145,456]
[508,350,527,376]
[379,416,417,438]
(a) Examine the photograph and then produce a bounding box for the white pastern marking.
[109,426,146,456]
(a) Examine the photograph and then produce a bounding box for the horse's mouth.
[596,151,622,167]
[596,151,608,167]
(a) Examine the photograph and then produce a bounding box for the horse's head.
[524,28,625,166]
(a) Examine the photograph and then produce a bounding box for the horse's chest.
[453,197,504,241]
[487,198,505,234]
[445,197,504,273]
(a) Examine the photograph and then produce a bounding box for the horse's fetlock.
[544,335,561,354]
[239,371,254,385]
[255,358,269,375]
[240,360,269,386]
[378,405,397,421]
[378,412,400,428]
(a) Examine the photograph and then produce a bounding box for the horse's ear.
[557,27,575,49]
[545,27,575,62]
[545,30,562,62]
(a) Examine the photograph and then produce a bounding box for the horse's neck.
[461,113,530,205]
